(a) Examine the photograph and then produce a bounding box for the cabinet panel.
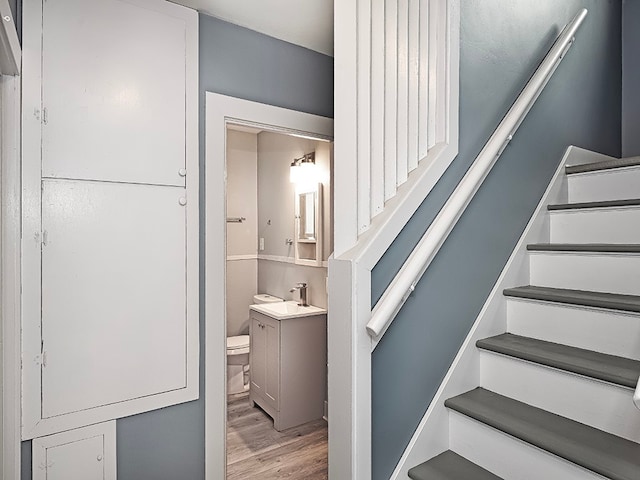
[250,316,266,396]
[47,436,104,480]
[41,0,187,186]
[33,421,116,480]
[41,180,187,417]
[264,318,280,410]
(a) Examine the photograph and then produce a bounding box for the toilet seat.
[227,335,250,355]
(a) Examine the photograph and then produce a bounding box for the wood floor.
[226,392,328,480]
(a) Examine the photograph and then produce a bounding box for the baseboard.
[389,146,582,479]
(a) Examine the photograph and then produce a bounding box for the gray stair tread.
[527,243,640,253]
[548,198,640,211]
[477,333,640,388]
[503,285,640,314]
[566,156,640,175]
[445,388,640,480]
[408,451,503,480]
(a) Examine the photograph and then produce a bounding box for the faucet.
[289,282,308,306]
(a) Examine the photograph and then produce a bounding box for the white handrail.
[366,8,588,338]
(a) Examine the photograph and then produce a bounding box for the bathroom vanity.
[249,302,327,431]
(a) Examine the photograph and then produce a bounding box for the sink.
[250,301,327,320]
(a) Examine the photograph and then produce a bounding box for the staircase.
[408,155,640,479]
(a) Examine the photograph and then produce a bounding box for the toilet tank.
[253,294,283,304]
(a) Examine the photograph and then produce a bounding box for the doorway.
[205,93,333,479]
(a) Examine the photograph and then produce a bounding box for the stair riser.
[567,166,640,203]
[480,352,640,443]
[507,299,640,360]
[549,208,640,243]
[529,252,640,296]
[449,412,605,480]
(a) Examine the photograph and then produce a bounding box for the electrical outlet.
[259,237,265,251]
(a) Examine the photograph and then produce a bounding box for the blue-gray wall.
[623,0,640,157]
[21,13,333,480]
[371,1,622,479]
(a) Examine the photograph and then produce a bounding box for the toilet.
[227,293,283,394]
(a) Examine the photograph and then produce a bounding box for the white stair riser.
[549,208,640,243]
[507,299,640,360]
[529,252,640,296]
[480,352,640,443]
[568,166,640,203]
[449,412,606,480]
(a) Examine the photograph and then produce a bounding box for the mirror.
[298,191,317,241]
[294,185,323,267]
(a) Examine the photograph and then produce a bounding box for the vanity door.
[263,316,281,411]
[250,313,280,411]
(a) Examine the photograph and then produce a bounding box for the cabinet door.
[41,180,187,418]
[250,316,266,395]
[41,0,187,186]
[263,317,280,411]
[32,421,116,480]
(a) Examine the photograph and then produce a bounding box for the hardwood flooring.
[226,392,328,480]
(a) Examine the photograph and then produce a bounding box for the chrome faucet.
[289,282,308,306]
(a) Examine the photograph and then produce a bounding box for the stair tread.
[503,285,640,314]
[477,333,640,388]
[408,451,503,480]
[445,388,640,480]
[527,243,640,253]
[548,198,640,211]
[566,157,640,175]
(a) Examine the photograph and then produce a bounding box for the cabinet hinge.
[34,352,47,368]
[42,107,48,125]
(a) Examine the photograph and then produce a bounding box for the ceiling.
[171,0,334,56]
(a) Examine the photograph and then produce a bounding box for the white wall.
[226,130,258,336]
[256,131,331,309]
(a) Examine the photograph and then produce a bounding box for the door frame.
[1,73,22,480]
[204,92,333,478]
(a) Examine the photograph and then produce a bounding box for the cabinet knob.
[178,168,187,177]
[179,197,187,206]
[97,455,103,462]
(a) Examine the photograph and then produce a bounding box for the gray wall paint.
[197,15,333,119]
[623,0,640,157]
[21,12,333,480]
[371,1,622,479]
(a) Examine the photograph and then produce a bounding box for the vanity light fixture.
[290,152,317,184]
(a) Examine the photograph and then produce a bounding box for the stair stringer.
[389,146,613,479]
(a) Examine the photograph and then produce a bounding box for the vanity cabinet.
[249,310,327,431]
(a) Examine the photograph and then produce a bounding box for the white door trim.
[1,74,22,480]
[204,92,333,478]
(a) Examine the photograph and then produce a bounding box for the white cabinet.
[32,421,116,480]
[249,311,327,431]
[22,0,199,440]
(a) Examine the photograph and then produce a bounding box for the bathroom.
[225,124,332,478]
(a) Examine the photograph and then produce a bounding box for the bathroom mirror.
[294,185,323,267]
[298,191,317,240]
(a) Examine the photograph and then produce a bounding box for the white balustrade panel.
[355,0,450,232]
